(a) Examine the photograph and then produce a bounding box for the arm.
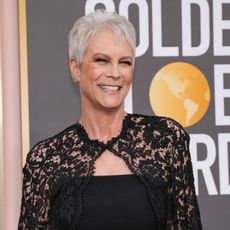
[171,125,202,229]
[18,144,51,230]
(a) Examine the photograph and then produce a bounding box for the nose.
[106,64,121,80]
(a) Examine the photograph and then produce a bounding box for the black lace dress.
[18,114,202,230]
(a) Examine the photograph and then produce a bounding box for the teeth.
[99,85,120,91]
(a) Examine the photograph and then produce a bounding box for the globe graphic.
[149,62,211,127]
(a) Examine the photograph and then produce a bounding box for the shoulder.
[129,113,189,140]
[24,123,79,170]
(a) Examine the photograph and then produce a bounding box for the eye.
[120,60,132,66]
[95,57,108,63]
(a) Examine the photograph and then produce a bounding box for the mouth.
[98,84,121,92]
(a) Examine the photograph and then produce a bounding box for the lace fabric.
[18,114,202,230]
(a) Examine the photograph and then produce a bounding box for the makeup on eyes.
[93,53,133,66]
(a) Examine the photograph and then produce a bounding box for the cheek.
[89,68,104,82]
[124,70,133,84]
[80,63,101,80]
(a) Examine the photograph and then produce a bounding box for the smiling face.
[70,29,134,113]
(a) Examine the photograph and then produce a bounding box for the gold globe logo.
[149,62,211,127]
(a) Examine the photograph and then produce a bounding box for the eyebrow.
[93,53,110,59]
[93,52,133,60]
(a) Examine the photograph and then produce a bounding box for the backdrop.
[21,0,230,229]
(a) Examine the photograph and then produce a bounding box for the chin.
[92,92,127,111]
[98,100,124,111]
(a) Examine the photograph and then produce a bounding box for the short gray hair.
[68,9,136,65]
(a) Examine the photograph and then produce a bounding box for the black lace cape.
[18,114,202,230]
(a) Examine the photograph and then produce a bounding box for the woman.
[18,9,202,229]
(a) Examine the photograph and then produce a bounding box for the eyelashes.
[121,60,132,66]
[95,57,108,63]
[94,57,132,66]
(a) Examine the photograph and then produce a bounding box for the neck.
[79,106,127,143]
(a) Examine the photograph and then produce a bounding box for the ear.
[69,58,80,82]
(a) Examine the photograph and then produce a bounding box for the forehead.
[84,29,132,56]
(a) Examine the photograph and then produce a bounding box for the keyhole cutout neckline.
[75,113,131,148]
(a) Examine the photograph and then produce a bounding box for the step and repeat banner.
[20,0,230,229]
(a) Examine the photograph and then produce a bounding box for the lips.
[98,84,121,92]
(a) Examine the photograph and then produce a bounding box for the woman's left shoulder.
[130,113,189,140]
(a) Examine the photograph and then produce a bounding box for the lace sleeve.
[18,143,51,230]
[171,124,202,229]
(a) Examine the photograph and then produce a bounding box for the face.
[70,29,134,112]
